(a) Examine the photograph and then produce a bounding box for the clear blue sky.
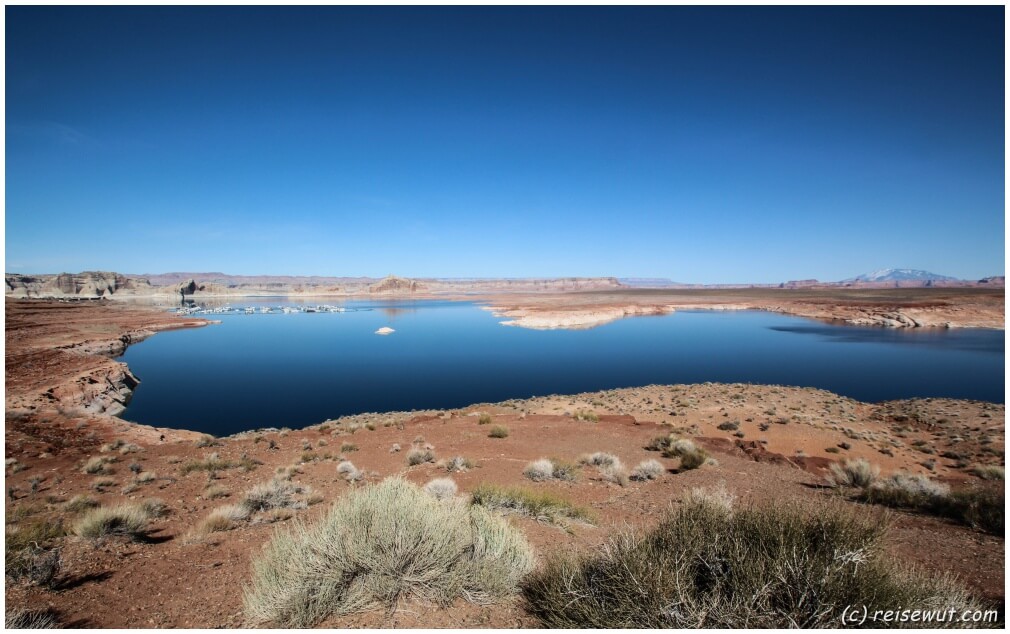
[5,6,1004,283]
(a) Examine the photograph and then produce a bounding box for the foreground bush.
[828,458,879,488]
[243,477,534,627]
[661,439,710,470]
[521,495,986,628]
[72,504,150,540]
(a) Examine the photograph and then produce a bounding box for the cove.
[117,299,1005,436]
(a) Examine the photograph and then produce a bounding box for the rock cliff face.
[5,271,154,298]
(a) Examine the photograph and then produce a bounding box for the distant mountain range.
[843,269,960,283]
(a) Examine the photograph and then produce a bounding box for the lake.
[118,299,1005,436]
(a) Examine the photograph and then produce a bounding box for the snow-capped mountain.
[844,269,959,283]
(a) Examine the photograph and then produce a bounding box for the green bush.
[522,495,986,628]
[242,477,534,627]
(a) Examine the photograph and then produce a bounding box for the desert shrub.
[139,498,168,518]
[336,460,363,482]
[5,520,66,588]
[195,504,250,535]
[579,452,618,467]
[119,443,142,455]
[5,608,60,629]
[445,456,473,473]
[241,479,300,513]
[389,443,401,453]
[203,485,230,500]
[645,434,675,452]
[137,471,156,483]
[100,439,125,452]
[489,426,509,439]
[861,473,949,508]
[73,505,149,540]
[340,442,358,453]
[971,465,1004,481]
[64,494,99,513]
[629,459,664,481]
[407,448,435,466]
[81,456,115,475]
[195,434,219,447]
[242,477,534,627]
[599,461,628,487]
[478,413,493,425]
[523,459,555,482]
[521,495,986,627]
[828,458,879,488]
[424,478,458,500]
[574,410,599,423]
[179,452,237,476]
[551,459,579,481]
[716,421,739,431]
[860,478,1003,535]
[662,439,709,470]
[470,483,593,527]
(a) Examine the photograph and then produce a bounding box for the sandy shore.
[479,287,1005,330]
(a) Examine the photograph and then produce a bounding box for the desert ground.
[4,298,1005,628]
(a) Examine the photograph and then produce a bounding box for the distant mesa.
[844,269,960,283]
[368,275,423,294]
[374,326,395,335]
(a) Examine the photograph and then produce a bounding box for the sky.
[5,6,1005,283]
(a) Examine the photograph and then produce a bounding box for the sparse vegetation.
[488,425,509,438]
[662,439,710,470]
[242,477,534,627]
[521,494,987,627]
[445,455,473,473]
[827,458,879,488]
[64,494,100,513]
[629,459,664,481]
[407,448,436,466]
[82,455,115,475]
[573,410,599,423]
[470,483,593,527]
[478,413,493,425]
[971,465,1004,481]
[5,608,60,629]
[73,504,150,540]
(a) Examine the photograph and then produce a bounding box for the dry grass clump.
[64,494,99,513]
[81,455,115,475]
[72,504,151,540]
[337,460,364,482]
[629,459,664,482]
[573,410,599,423]
[424,477,458,500]
[524,458,580,482]
[241,479,303,514]
[578,452,618,467]
[195,434,220,447]
[859,475,1003,535]
[5,608,60,629]
[478,413,493,425]
[488,425,509,438]
[407,448,436,466]
[523,459,555,482]
[203,485,230,500]
[179,452,237,476]
[521,495,986,627]
[242,477,534,627]
[470,483,593,527]
[661,439,710,470]
[827,458,879,488]
[6,519,67,588]
[194,504,251,536]
[445,456,473,473]
[971,465,1004,481]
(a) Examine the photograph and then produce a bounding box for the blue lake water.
[118,299,1005,436]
